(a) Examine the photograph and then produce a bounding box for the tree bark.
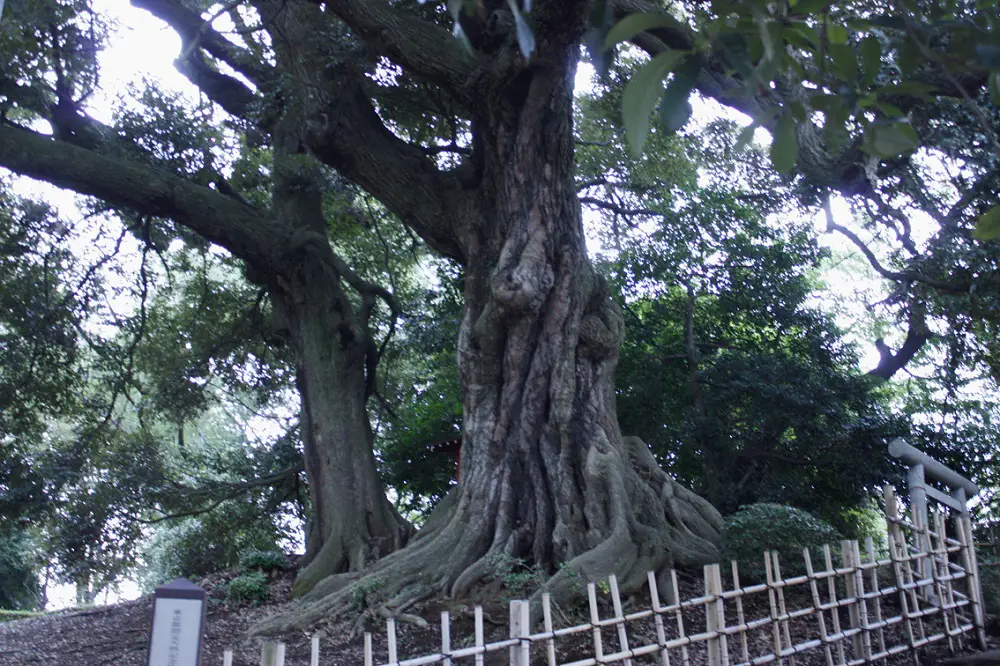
[266,111,412,593]
[273,261,410,595]
[434,37,722,597]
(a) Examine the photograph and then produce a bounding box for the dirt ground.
[1,568,996,666]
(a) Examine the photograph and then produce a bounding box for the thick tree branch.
[581,196,658,217]
[131,0,271,87]
[870,307,934,381]
[305,71,469,263]
[172,52,257,117]
[310,0,475,95]
[0,124,285,271]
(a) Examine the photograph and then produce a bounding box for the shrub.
[833,504,888,552]
[240,550,286,574]
[226,572,269,605]
[723,503,841,582]
[485,552,546,598]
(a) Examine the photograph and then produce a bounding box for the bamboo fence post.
[864,537,887,660]
[442,611,452,666]
[647,572,671,666]
[609,575,634,666]
[942,513,965,654]
[705,564,728,666]
[957,513,987,649]
[765,551,784,664]
[475,606,485,666]
[931,511,955,654]
[823,545,846,666]
[223,650,233,666]
[851,540,873,663]
[731,560,750,666]
[771,552,793,665]
[908,464,932,598]
[885,485,918,665]
[588,583,605,666]
[841,540,864,660]
[388,617,398,666]
[670,570,691,666]
[509,599,531,666]
[899,517,929,646]
[803,548,834,666]
[542,593,558,666]
[311,634,320,666]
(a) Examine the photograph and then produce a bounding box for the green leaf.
[974,205,1000,241]
[507,0,535,59]
[735,124,758,152]
[990,72,1000,106]
[809,93,843,112]
[827,23,849,45]
[871,100,905,117]
[867,122,919,157]
[659,96,692,135]
[896,39,923,75]
[604,12,682,49]
[860,36,882,87]
[868,15,905,30]
[829,43,858,83]
[771,113,798,174]
[622,50,686,155]
[659,57,701,134]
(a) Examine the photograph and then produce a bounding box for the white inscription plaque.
[147,579,206,666]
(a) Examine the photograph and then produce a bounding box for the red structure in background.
[428,436,462,481]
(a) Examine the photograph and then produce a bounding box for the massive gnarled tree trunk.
[439,40,721,592]
[251,2,722,634]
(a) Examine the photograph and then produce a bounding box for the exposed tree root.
[250,436,721,638]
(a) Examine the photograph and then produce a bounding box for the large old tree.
[2,0,997,630]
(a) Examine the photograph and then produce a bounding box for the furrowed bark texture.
[441,47,722,595]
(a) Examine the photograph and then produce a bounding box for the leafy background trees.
[0,0,996,629]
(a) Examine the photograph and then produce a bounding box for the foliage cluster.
[226,571,269,606]
[722,503,842,582]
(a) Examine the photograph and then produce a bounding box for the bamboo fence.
[246,484,985,666]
